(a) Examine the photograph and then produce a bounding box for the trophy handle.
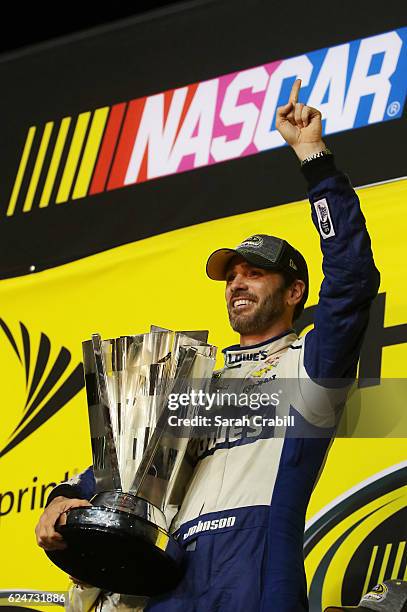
[150,325,208,345]
[176,330,209,343]
[150,324,172,333]
[128,345,198,496]
[89,334,122,491]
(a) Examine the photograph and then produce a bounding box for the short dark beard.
[227,286,286,335]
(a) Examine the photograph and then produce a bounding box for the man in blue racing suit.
[35,79,380,611]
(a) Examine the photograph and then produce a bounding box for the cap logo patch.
[289,259,298,270]
[313,198,335,239]
[360,583,388,603]
[237,235,263,249]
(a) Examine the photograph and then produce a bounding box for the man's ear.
[287,279,306,306]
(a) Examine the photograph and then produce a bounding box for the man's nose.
[230,273,248,292]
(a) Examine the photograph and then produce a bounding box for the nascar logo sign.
[7,28,407,215]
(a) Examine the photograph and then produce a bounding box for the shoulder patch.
[313,197,335,238]
[360,582,388,603]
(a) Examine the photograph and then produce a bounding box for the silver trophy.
[47,327,217,596]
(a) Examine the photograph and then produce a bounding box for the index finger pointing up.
[289,78,302,105]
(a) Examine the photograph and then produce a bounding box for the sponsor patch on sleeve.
[360,582,388,603]
[313,198,336,239]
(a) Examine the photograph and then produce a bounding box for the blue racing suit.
[49,155,380,612]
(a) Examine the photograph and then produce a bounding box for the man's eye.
[249,269,261,276]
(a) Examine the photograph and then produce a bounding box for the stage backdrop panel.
[0,1,406,277]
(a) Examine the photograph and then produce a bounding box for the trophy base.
[46,493,184,597]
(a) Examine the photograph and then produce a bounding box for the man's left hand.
[276,78,326,161]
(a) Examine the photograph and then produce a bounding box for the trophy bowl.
[47,492,184,596]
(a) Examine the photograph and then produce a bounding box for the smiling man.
[219,238,307,342]
[36,80,380,611]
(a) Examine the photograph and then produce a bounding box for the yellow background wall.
[0,178,405,609]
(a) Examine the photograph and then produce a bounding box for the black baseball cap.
[324,580,407,611]
[206,233,309,304]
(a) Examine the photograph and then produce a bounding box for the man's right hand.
[35,496,92,551]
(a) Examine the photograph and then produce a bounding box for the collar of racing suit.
[222,329,298,368]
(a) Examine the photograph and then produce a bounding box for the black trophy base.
[46,496,185,597]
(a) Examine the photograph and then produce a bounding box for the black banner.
[0,0,406,278]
